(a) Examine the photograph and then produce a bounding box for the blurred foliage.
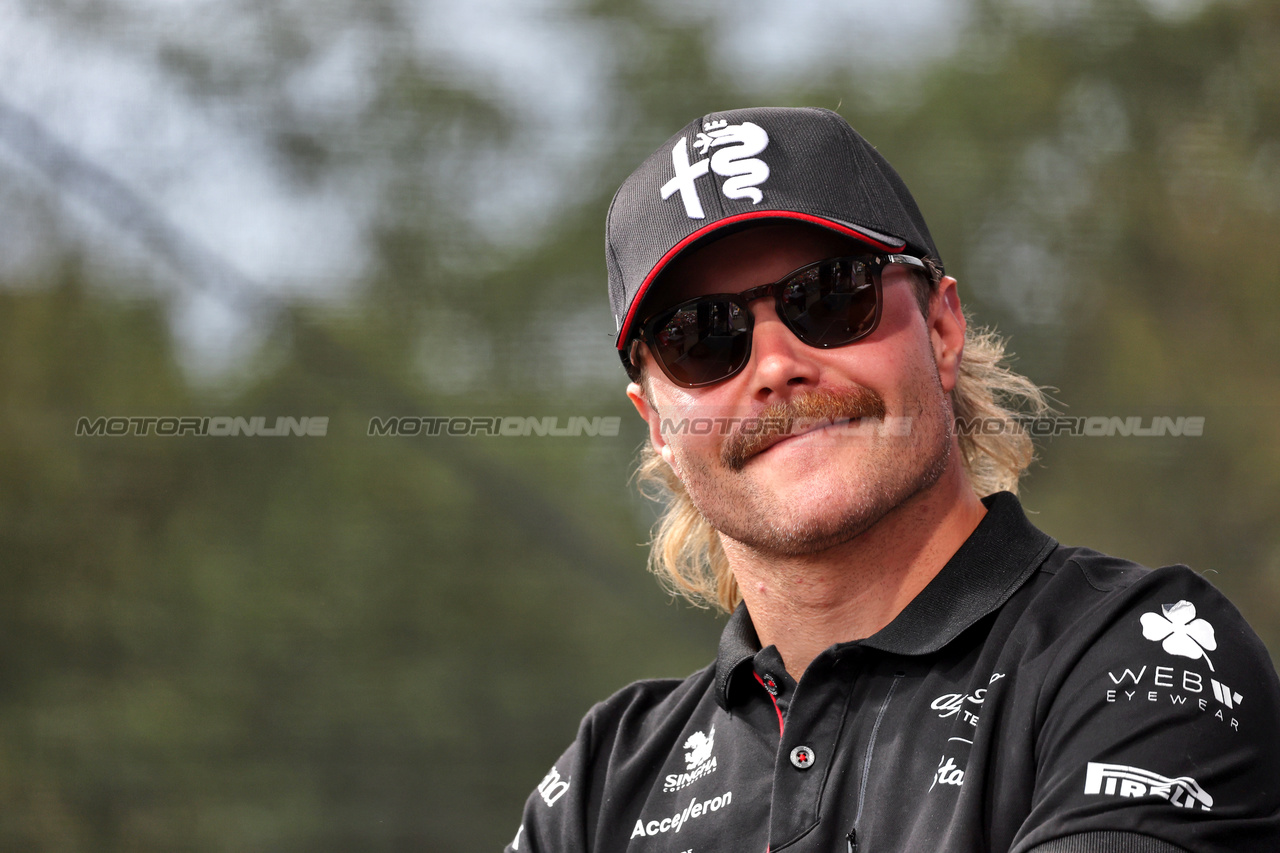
[1,0,1279,850]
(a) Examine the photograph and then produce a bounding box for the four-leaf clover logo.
[1140,600,1217,671]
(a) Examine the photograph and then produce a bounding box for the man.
[508,107,1280,852]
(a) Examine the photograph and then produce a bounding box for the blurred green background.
[2,0,1278,849]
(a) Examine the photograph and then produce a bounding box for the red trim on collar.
[753,671,785,737]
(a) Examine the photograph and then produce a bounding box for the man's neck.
[723,461,988,680]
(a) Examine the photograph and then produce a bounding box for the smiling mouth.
[752,416,859,456]
[720,387,887,471]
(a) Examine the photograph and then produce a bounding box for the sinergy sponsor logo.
[630,791,732,839]
[663,757,717,793]
[664,727,717,793]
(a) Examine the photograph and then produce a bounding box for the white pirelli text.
[1083,762,1213,811]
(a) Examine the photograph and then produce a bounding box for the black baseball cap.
[606,106,943,352]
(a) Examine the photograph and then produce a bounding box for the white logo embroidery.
[1141,600,1218,671]
[1084,762,1213,811]
[929,672,1005,726]
[660,121,770,219]
[1103,665,1241,732]
[931,690,986,723]
[664,726,717,792]
[630,790,733,838]
[929,756,965,791]
[536,765,570,807]
[1211,678,1244,709]
[684,726,714,768]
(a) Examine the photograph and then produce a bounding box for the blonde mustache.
[721,386,887,471]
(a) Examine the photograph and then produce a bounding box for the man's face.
[627,222,968,557]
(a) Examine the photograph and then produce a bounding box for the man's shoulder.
[994,545,1280,851]
[1039,543,1150,587]
[1026,543,1250,627]
[1003,542,1276,701]
[984,542,1275,690]
[576,663,718,749]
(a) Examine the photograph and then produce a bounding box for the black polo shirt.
[507,493,1280,852]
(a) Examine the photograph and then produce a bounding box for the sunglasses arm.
[887,254,926,271]
[620,341,643,383]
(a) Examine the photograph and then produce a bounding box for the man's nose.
[742,300,821,396]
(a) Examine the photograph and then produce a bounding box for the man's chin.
[693,476,896,557]
[712,506,888,559]
[693,446,952,559]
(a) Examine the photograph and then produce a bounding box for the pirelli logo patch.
[1083,762,1213,811]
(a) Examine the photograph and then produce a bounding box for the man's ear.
[627,381,681,477]
[928,275,966,394]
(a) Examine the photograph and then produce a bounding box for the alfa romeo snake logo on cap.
[660,120,770,219]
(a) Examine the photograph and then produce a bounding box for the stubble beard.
[671,377,955,558]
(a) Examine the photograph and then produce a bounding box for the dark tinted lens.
[779,258,878,346]
[651,298,751,386]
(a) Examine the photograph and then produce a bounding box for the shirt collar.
[714,491,1057,710]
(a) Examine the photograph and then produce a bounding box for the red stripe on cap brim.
[615,210,907,349]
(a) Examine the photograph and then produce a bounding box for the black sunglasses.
[622,253,926,388]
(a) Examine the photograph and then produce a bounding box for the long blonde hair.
[633,267,1051,612]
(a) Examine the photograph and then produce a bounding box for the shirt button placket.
[769,654,853,851]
